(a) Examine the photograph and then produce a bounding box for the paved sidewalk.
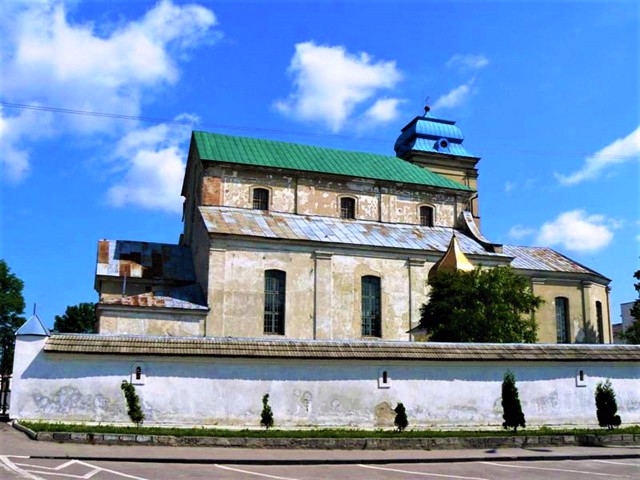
[1,422,638,465]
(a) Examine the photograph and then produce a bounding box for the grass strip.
[20,422,640,439]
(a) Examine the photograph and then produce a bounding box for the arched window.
[264,270,285,334]
[419,206,434,226]
[252,188,269,210]
[361,275,381,337]
[340,197,356,219]
[596,301,604,344]
[555,297,569,343]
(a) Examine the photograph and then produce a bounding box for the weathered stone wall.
[11,337,640,428]
[98,308,204,336]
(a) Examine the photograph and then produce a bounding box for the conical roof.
[429,233,475,280]
[16,313,50,337]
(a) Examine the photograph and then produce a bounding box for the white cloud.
[508,225,535,240]
[274,42,402,132]
[363,98,403,123]
[555,126,640,185]
[432,78,476,111]
[446,54,489,71]
[535,210,614,253]
[0,0,218,181]
[504,180,515,193]
[107,117,195,213]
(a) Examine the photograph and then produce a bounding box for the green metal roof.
[193,131,472,191]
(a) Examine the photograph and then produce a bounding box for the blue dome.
[394,114,476,159]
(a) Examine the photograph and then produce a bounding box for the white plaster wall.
[11,340,640,429]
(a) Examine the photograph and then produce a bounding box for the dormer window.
[340,197,356,219]
[420,206,434,227]
[252,188,269,211]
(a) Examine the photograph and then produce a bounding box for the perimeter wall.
[10,336,640,429]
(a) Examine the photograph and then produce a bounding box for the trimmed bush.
[394,402,408,432]
[595,379,622,429]
[260,394,274,429]
[120,380,145,427]
[501,370,525,432]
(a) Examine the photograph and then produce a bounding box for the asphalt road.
[1,456,639,479]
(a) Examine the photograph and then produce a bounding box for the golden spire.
[429,233,475,280]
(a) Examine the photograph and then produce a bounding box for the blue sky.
[1,0,638,328]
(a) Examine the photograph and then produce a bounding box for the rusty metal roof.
[101,285,207,311]
[96,240,195,283]
[503,245,607,278]
[199,206,507,257]
[44,334,640,361]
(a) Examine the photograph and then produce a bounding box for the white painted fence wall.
[10,335,640,429]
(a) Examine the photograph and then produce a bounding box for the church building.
[94,110,612,344]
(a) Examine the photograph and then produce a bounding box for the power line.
[1,101,637,161]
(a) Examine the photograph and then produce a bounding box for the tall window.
[264,270,285,334]
[555,297,569,343]
[340,197,356,219]
[361,275,381,337]
[253,188,269,210]
[596,301,604,344]
[419,206,434,226]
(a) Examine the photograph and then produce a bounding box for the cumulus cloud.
[274,42,402,131]
[0,0,218,182]
[535,210,614,253]
[446,54,489,71]
[555,126,640,185]
[508,225,535,240]
[107,117,196,213]
[432,78,476,111]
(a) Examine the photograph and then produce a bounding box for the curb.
[24,452,640,466]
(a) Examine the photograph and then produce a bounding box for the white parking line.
[0,456,46,480]
[358,464,491,479]
[593,459,640,467]
[215,464,303,480]
[0,457,150,480]
[480,461,635,478]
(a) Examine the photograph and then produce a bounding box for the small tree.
[0,259,26,376]
[53,302,96,333]
[394,402,408,432]
[260,393,274,429]
[595,379,622,429]
[121,380,145,427]
[501,370,525,432]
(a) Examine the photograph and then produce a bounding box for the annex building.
[95,111,612,344]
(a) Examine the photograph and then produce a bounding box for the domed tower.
[394,106,481,226]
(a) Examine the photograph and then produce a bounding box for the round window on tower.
[439,139,448,149]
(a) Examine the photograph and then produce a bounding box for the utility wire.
[1,101,637,161]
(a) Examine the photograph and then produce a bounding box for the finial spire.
[423,96,431,116]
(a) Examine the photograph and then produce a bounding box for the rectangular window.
[340,197,355,219]
[596,301,604,344]
[420,206,434,226]
[555,297,569,343]
[362,275,381,337]
[264,270,285,334]
[253,188,269,210]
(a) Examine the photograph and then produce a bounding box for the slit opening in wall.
[576,368,586,387]
[378,369,391,389]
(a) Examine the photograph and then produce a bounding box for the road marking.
[0,456,46,480]
[358,464,491,479]
[480,461,634,478]
[75,461,150,480]
[593,459,640,467]
[215,464,303,480]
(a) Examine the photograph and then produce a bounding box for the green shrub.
[260,394,274,429]
[394,402,408,432]
[120,381,145,427]
[595,379,622,429]
[501,370,525,432]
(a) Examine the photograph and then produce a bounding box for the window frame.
[264,269,286,335]
[555,297,570,343]
[361,275,382,337]
[419,205,435,227]
[596,301,604,344]
[339,196,356,220]
[252,187,270,211]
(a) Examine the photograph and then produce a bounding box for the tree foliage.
[260,394,274,429]
[419,267,542,343]
[501,370,526,432]
[53,302,96,334]
[595,379,621,429]
[0,259,26,375]
[623,269,640,344]
[394,402,409,432]
[121,381,145,427]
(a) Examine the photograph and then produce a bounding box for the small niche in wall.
[378,369,391,389]
[575,369,586,387]
[131,363,146,385]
